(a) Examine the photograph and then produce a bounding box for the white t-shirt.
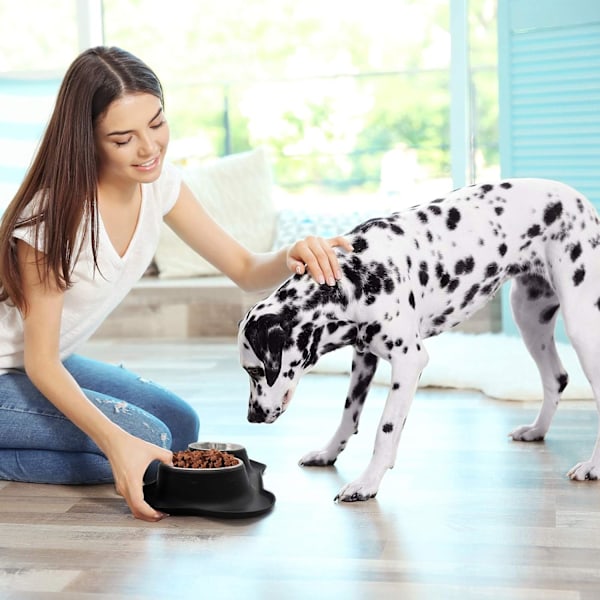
[0,161,182,374]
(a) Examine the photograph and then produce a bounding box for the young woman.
[0,46,351,522]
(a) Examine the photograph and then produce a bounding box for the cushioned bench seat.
[93,276,269,339]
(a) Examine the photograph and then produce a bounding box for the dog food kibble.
[172,449,238,469]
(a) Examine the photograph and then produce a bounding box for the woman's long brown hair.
[0,46,164,312]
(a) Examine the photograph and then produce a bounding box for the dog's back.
[336,178,599,338]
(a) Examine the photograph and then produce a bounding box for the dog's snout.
[248,402,268,423]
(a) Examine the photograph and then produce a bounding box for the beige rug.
[310,332,592,401]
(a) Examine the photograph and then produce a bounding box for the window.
[102,0,498,205]
[0,2,78,211]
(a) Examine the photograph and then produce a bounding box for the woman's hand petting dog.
[287,235,353,286]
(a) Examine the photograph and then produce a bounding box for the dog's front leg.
[299,349,379,467]
[335,344,429,502]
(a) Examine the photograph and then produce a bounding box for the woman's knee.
[85,390,173,449]
[120,378,200,451]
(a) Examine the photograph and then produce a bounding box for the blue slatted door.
[0,78,59,213]
[497,0,600,341]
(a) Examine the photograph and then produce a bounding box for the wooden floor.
[2,338,600,599]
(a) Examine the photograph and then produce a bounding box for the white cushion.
[155,147,276,278]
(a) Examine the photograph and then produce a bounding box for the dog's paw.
[334,480,378,503]
[568,461,600,481]
[299,450,337,467]
[509,424,546,442]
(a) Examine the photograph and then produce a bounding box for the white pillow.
[155,147,276,278]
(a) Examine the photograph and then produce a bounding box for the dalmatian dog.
[238,178,600,502]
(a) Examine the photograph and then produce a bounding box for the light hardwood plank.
[1,338,600,599]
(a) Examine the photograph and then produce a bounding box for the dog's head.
[238,304,302,423]
[239,272,356,424]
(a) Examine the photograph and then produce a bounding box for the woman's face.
[94,92,170,186]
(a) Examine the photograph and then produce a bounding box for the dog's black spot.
[527,286,543,301]
[520,240,532,251]
[498,243,508,257]
[527,224,541,238]
[352,236,368,253]
[544,202,563,226]
[539,304,559,324]
[507,263,522,276]
[427,205,442,216]
[500,182,512,189]
[382,422,394,433]
[351,372,374,404]
[327,322,340,334]
[365,271,383,296]
[303,282,349,311]
[435,263,451,289]
[300,325,324,369]
[455,256,475,275]
[446,207,461,230]
[485,262,499,278]
[494,206,504,216]
[276,287,298,302]
[557,373,568,393]
[342,326,358,345]
[480,184,494,194]
[392,383,400,390]
[570,242,582,262]
[364,353,378,368]
[417,211,428,224]
[342,258,365,301]
[447,278,460,293]
[573,267,586,286]
[418,261,429,286]
[296,323,313,353]
[408,291,415,309]
[350,218,375,235]
[363,323,382,344]
[461,284,480,309]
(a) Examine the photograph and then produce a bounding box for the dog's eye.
[245,366,265,381]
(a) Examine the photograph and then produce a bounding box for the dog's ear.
[244,313,291,387]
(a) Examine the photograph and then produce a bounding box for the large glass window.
[0,1,78,212]
[0,1,78,71]
[103,0,496,205]
[0,0,498,211]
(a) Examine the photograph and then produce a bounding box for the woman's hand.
[106,431,173,522]
[287,235,353,286]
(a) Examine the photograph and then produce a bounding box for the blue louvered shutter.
[498,0,600,341]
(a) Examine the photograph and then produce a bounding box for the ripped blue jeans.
[0,354,200,484]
